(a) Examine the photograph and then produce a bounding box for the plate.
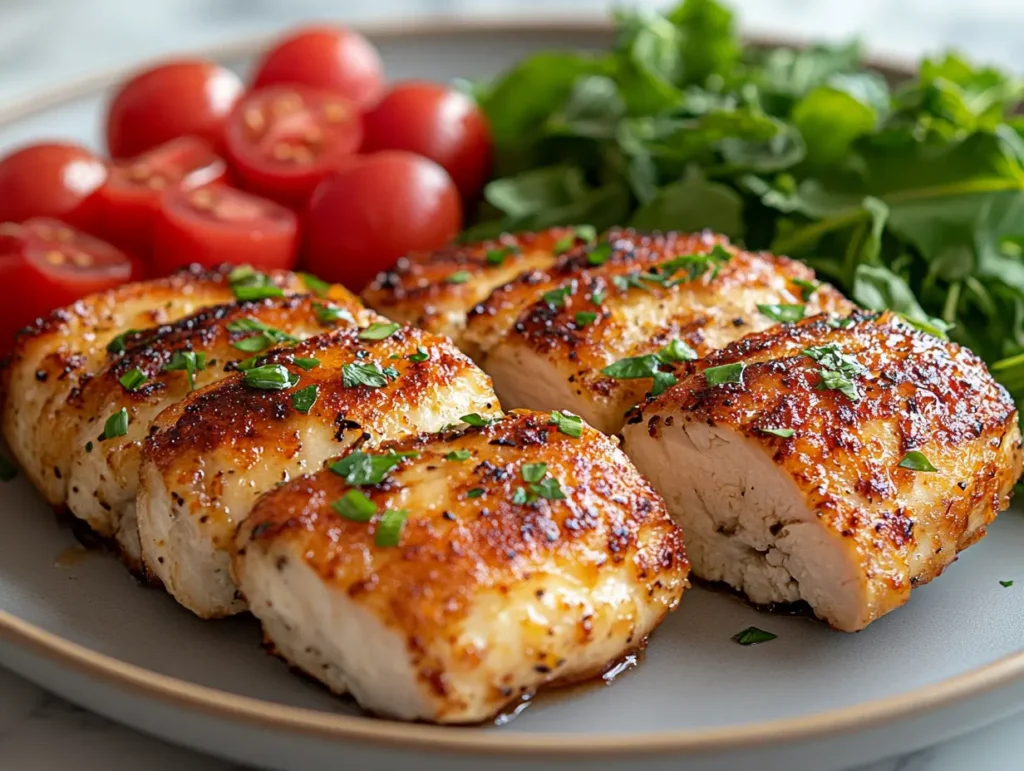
[1,19,1023,771]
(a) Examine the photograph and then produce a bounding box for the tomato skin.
[105,60,243,159]
[362,81,492,201]
[0,142,107,229]
[95,137,227,256]
[304,151,462,290]
[0,219,132,355]
[224,85,363,207]
[153,183,299,275]
[251,26,384,110]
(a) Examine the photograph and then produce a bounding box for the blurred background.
[2,0,1024,106]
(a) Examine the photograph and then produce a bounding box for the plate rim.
[1,15,1021,759]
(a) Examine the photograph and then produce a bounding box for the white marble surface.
[1,0,1024,769]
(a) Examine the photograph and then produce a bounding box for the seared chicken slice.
[64,292,375,571]
[137,324,499,618]
[472,230,853,433]
[361,227,580,356]
[1,265,323,507]
[621,311,1023,632]
[235,409,687,723]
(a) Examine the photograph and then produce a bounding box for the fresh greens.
[329,449,418,486]
[375,509,410,547]
[332,490,377,522]
[100,408,129,441]
[704,361,745,386]
[243,364,299,391]
[601,339,698,395]
[471,0,1024,414]
[163,351,207,391]
[733,626,777,645]
[549,410,584,437]
[229,266,283,302]
[341,362,400,389]
[358,322,401,341]
[898,451,938,472]
[119,368,148,392]
[291,385,319,414]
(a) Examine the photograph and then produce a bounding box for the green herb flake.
[461,413,497,427]
[601,353,678,396]
[657,339,698,364]
[511,487,529,505]
[375,508,410,547]
[521,462,548,483]
[760,427,796,438]
[446,450,472,461]
[574,310,598,327]
[329,449,418,486]
[1000,580,1014,588]
[758,304,806,323]
[485,245,518,265]
[163,351,207,391]
[733,626,777,646]
[792,279,820,301]
[242,364,299,391]
[341,362,400,389]
[229,266,284,301]
[586,241,613,266]
[84,441,93,454]
[358,322,401,341]
[542,284,574,308]
[0,455,17,481]
[553,225,597,255]
[591,288,607,305]
[106,329,139,354]
[292,357,321,371]
[446,270,472,285]
[466,487,485,498]
[549,410,584,438]
[119,368,148,392]
[407,347,430,363]
[314,303,356,327]
[704,362,746,387]
[331,490,377,522]
[531,476,566,500]
[897,451,938,472]
[291,384,319,414]
[100,408,129,441]
[300,272,332,297]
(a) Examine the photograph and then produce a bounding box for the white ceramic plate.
[1,20,1023,771]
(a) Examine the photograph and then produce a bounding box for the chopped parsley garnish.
[313,302,355,327]
[100,408,129,441]
[512,463,567,503]
[792,278,819,301]
[601,340,695,396]
[549,410,583,438]
[300,272,331,297]
[643,244,732,287]
[106,329,139,354]
[119,368,148,392]
[574,310,598,327]
[511,487,529,505]
[759,427,795,438]
[446,270,471,284]
[553,225,597,255]
[407,347,429,362]
[466,487,485,498]
[242,364,299,391]
[358,322,401,341]
[531,477,566,500]
[733,626,777,645]
[0,455,17,481]
[586,241,613,266]
[461,413,497,427]
[827,317,857,329]
[612,273,650,293]
[758,304,806,323]
[329,449,418,486]
[897,451,937,472]
[291,384,319,414]
[802,344,866,402]
[375,508,410,547]
[341,361,400,389]
[291,356,321,371]
[657,339,698,363]
[235,356,264,372]
[704,362,746,386]
[228,317,300,353]
[446,449,472,461]
[229,266,283,301]
[332,490,376,522]
[542,283,574,308]
[591,288,607,305]
[1000,580,1014,588]
[163,350,207,391]
[485,245,518,265]
[521,462,547,483]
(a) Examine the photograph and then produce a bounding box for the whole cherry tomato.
[362,81,492,201]
[251,26,384,111]
[0,219,133,354]
[224,85,362,206]
[304,151,462,290]
[0,142,107,229]
[105,60,243,159]
[153,183,299,274]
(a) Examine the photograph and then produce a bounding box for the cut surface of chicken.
[621,310,1023,632]
[361,227,580,356]
[137,324,500,618]
[469,229,853,433]
[63,292,375,573]
[235,409,688,723]
[1,265,327,507]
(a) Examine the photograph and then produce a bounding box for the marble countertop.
[1,1,1023,769]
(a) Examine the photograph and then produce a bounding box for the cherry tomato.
[0,142,107,229]
[153,183,298,274]
[251,26,384,111]
[0,219,132,354]
[362,81,492,201]
[304,151,462,290]
[95,137,227,256]
[105,60,243,159]
[224,85,362,206]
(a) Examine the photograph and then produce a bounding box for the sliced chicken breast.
[621,311,1023,632]
[1,265,322,507]
[235,409,688,723]
[361,227,579,356]
[471,230,853,433]
[64,292,375,572]
[137,324,500,618]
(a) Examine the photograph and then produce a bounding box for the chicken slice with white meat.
[621,311,1023,632]
[234,409,688,723]
[137,323,499,618]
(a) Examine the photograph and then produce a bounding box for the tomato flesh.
[0,219,132,355]
[153,183,299,274]
[304,151,462,290]
[251,26,384,111]
[105,59,243,159]
[0,142,107,229]
[95,137,227,256]
[225,85,362,206]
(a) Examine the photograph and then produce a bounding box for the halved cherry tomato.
[224,85,362,206]
[0,142,107,229]
[153,183,298,274]
[362,81,492,202]
[0,219,132,355]
[304,151,462,290]
[105,60,243,159]
[95,137,227,256]
[251,26,384,111]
